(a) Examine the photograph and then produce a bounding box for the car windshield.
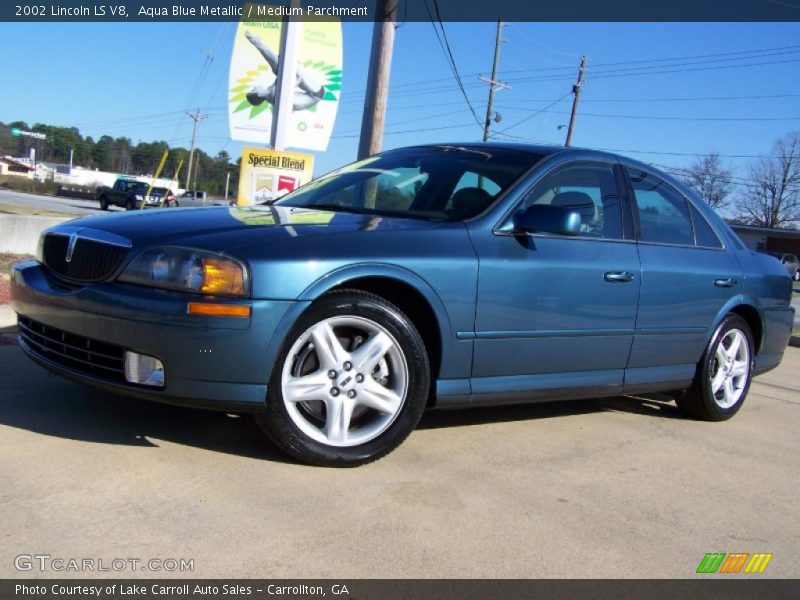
[276,145,543,221]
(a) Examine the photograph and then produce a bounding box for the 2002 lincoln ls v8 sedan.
[11,144,795,466]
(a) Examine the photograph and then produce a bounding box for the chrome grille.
[18,316,126,383]
[42,232,129,282]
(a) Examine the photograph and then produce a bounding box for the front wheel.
[256,290,430,467]
[99,195,109,211]
[676,314,754,421]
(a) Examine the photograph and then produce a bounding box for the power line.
[496,91,572,133]
[422,0,483,130]
[498,42,800,75]
[545,109,800,122]
[510,56,800,85]
[498,92,800,105]
[332,122,477,139]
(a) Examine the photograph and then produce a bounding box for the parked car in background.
[96,179,176,210]
[12,144,795,466]
[763,252,799,281]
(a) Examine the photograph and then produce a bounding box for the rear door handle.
[714,278,738,288]
[604,271,635,283]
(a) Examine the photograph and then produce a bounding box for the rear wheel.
[256,290,430,467]
[676,314,753,421]
[99,195,109,210]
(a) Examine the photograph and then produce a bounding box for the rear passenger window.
[628,169,694,246]
[689,203,723,248]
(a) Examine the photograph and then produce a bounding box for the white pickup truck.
[175,191,229,207]
[176,190,208,207]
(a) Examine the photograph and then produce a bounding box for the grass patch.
[0,201,73,218]
[0,176,59,196]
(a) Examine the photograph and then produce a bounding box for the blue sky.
[1,21,799,187]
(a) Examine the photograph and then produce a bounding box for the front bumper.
[10,260,296,412]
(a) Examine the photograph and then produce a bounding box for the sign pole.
[270,0,302,151]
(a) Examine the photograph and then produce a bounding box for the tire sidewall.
[699,315,754,420]
[263,292,430,465]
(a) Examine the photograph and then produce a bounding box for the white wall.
[0,214,71,255]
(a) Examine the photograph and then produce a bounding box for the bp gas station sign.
[227,7,342,152]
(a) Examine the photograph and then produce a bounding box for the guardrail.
[56,185,97,201]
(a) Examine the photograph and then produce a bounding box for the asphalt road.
[0,332,797,579]
[0,189,117,216]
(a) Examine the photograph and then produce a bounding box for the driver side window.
[520,162,624,240]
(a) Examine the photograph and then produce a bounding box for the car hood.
[56,205,446,253]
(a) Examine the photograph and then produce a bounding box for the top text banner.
[3,0,799,22]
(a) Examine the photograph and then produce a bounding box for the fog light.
[124,351,165,387]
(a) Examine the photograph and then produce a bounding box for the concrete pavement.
[0,337,798,579]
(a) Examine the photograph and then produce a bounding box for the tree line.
[0,120,239,196]
[680,131,800,229]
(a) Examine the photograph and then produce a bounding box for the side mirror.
[512,204,581,236]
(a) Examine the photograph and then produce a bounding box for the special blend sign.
[237,147,314,206]
[228,6,343,151]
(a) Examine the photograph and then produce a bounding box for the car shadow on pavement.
[0,344,681,463]
[0,375,297,464]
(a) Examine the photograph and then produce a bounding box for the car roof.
[404,141,651,167]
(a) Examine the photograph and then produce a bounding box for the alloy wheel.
[280,316,409,447]
[709,328,750,409]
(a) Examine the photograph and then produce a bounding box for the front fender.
[259,263,464,390]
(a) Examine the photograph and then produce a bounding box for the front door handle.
[604,271,635,283]
[714,278,738,288]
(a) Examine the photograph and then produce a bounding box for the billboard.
[237,147,314,206]
[228,9,342,152]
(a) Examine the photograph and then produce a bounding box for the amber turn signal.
[187,302,251,318]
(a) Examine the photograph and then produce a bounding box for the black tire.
[99,195,109,211]
[256,290,430,467]
[676,314,754,421]
[125,198,135,211]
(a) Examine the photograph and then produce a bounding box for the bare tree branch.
[735,132,800,228]
[681,152,732,210]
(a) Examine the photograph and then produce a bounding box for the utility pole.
[357,0,398,160]
[481,20,509,142]
[224,172,231,202]
[564,56,587,147]
[185,110,208,190]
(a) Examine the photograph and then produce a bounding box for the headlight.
[118,247,248,297]
[135,194,144,200]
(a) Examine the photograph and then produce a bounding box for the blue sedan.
[11,144,795,466]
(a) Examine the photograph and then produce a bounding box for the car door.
[468,159,641,401]
[622,165,743,392]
